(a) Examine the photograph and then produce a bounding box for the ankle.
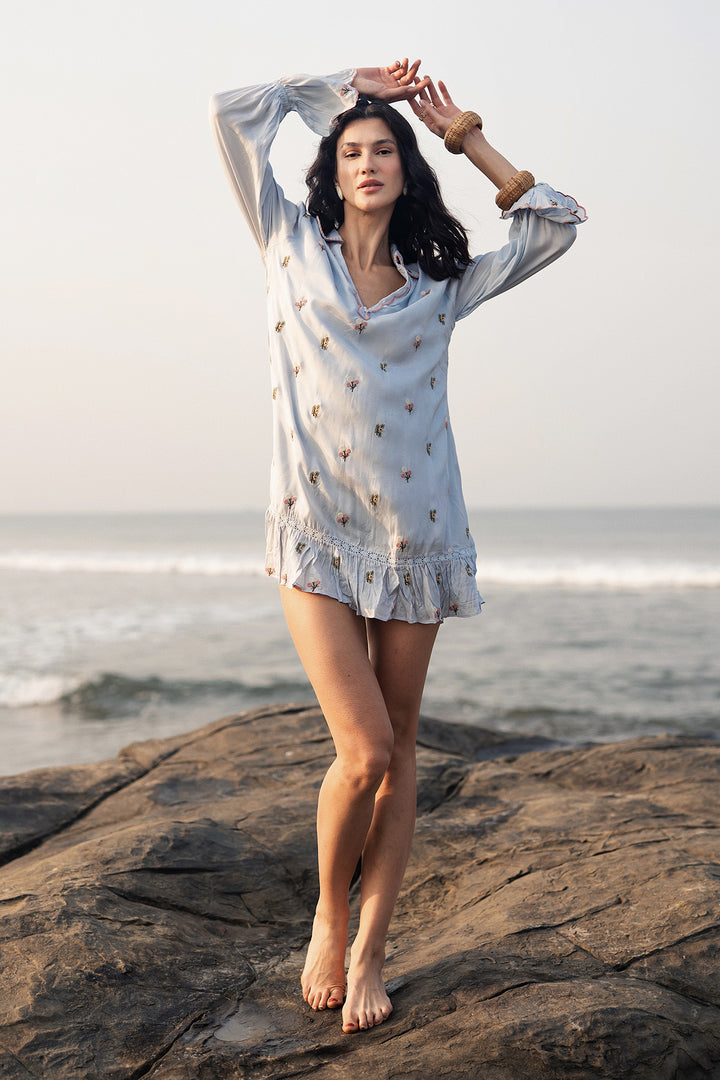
[314,898,350,925]
[349,938,386,971]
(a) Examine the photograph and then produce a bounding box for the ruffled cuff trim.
[280,70,358,137]
[500,182,587,223]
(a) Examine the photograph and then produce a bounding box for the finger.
[404,58,422,82]
[425,78,442,108]
[437,80,454,106]
[412,77,432,101]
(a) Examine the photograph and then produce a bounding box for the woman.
[210,59,585,1035]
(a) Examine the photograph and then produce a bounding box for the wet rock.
[0,705,718,1078]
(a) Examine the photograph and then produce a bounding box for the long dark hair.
[306,97,471,281]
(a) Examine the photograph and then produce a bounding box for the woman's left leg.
[341,616,440,1034]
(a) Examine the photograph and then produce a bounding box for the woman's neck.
[338,206,394,272]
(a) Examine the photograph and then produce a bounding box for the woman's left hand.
[408,78,462,138]
[353,59,430,102]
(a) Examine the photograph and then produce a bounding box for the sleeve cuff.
[500,182,587,224]
[279,70,358,137]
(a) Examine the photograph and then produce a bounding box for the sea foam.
[1,549,719,589]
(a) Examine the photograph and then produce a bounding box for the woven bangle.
[495,170,535,212]
[443,111,483,155]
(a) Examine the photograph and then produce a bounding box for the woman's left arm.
[409,78,587,319]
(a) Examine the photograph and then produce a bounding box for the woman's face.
[335,117,405,215]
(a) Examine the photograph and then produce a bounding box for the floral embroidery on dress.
[265,566,274,576]
[413,335,422,350]
[404,571,412,585]
[311,404,321,418]
[295,541,306,553]
[449,602,459,614]
[309,470,319,485]
[293,365,300,377]
[465,564,474,576]
[434,608,442,621]
[369,493,379,508]
[401,467,412,483]
[295,297,307,309]
[374,423,385,437]
[320,336,329,350]
[366,570,374,583]
[338,446,351,461]
[429,509,437,522]
[331,554,340,569]
[426,442,432,456]
[337,512,349,527]
[307,579,321,591]
[353,318,368,334]
[466,526,470,538]
[436,571,443,585]
[380,362,388,372]
[283,495,296,509]
[275,321,285,332]
[438,313,446,324]
[421,289,431,297]
[405,400,414,414]
[346,378,359,392]
[272,387,278,399]
[430,376,436,389]
[282,255,291,268]
[396,537,408,552]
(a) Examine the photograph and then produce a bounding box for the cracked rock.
[0,706,718,1078]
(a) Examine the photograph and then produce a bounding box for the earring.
[335,183,344,201]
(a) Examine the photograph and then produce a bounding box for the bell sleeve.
[453,183,587,321]
[209,71,358,254]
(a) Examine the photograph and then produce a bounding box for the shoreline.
[1,706,719,1077]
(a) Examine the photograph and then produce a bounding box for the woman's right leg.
[279,586,394,1011]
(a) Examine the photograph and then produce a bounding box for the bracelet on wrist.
[443,111,483,155]
[495,170,535,211]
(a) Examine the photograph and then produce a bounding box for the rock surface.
[1,704,719,1079]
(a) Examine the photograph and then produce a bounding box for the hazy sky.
[1,0,718,512]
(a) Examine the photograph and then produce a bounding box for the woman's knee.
[337,740,393,793]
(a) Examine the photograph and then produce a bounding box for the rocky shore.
[1,704,719,1078]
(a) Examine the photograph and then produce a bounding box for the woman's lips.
[358,181,382,191]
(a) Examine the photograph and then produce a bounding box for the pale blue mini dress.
[210,70,586,623]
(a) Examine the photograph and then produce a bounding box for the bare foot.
[301,906,348,1011]
[341,954,392,1033]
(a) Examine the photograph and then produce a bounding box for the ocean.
[1,508,718,776]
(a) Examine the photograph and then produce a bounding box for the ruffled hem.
[264,510,484,624]
[501,182,587,224]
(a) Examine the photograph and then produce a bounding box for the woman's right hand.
[352,60,430,102]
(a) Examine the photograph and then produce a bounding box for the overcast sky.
[1,0,717,513]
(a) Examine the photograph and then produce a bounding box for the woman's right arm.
[209,61,428,253]
[209,72,357,253]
